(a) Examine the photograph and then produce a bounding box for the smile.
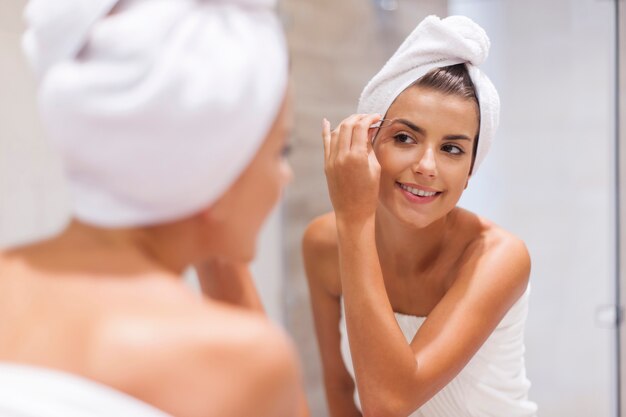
[397,182,441,197]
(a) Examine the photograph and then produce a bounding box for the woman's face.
[374,85,479,229]
[206,90,293,262]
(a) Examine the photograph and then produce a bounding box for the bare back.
[0,240,299,417]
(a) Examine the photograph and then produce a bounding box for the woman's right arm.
[303,215,361,417]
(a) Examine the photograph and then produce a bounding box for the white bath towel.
[358,15,499,173]
[0,363,172,417]
[339,288,537,416]
[23,0,288,227]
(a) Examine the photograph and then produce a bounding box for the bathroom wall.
[0,1,68,247]
[449,1,618,415]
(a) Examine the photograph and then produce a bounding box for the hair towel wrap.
[23,0,288,227]
[357,15,500,173]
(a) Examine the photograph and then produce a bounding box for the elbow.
[359,393,414,417]
[359,383,430,417]
[361,404,403,417]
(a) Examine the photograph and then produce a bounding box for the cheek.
[440,166,470,204]
[252,161,286,223]
[233,162,284,234]
[376,147,414,177]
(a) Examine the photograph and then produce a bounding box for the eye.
[442,144,464,155]
[393,133,416,145]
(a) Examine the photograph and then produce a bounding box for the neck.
[57,219,199,276]
[374,204,455,277]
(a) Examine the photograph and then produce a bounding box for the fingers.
[322,118,331,161]
[352,114,381,154]
[335,114,363,157]
[323,114,381,160]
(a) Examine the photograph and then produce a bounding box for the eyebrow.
[393,118,473,142]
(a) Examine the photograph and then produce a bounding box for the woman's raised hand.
[322,114,382,225]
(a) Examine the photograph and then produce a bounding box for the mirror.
[280,1,622,416]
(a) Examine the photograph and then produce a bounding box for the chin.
[400,214,437,230]
[382,201,433,229]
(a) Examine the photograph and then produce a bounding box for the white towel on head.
[23,0,288,227]
[358,15,499,173]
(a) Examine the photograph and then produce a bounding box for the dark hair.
[413,64,480,174]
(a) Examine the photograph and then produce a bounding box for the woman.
[0,1,307,416]
[303,16,537,417]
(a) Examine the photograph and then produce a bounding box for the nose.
[414,147,437,178]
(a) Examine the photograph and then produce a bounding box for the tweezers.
[369,119,392,144]
[369,119,385,129]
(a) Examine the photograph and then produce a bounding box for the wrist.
[335,215,376,238]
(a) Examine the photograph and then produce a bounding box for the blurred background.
[1,0,625,416]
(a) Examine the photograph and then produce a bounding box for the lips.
[397,182,441,197]
[395,182,442,205]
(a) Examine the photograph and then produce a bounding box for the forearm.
[336,216,419,415]
[325,383,362,417]
[195,259,265,313]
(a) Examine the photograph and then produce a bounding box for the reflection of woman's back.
[0,1,300,417]
[304,15,537,417]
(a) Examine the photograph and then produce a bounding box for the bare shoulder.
[302,211,338,256]
[302,211,341,296]
[0,247,299,417]
[457,208,531,296]
[92,297,299,417]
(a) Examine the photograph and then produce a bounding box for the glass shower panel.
[449,0,618,416]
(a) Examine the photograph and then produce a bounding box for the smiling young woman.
[303,16,537,417]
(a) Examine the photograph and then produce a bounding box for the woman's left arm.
[323,115,530,417]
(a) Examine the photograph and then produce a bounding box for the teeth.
[399,183,438,197]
